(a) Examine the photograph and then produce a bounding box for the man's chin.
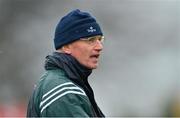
[83,62,98,69]
[90,64,98,69]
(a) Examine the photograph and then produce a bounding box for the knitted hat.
[54,9,103,50]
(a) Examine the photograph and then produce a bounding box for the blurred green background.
[0,0,180,117]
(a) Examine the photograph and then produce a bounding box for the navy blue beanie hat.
[54,9,103,50]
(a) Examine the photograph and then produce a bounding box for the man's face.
[68,35,104,69]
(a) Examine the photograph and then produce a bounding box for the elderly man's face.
[67,35,104,69]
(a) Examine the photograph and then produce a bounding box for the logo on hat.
[87,26,96,33]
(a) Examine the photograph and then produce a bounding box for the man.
[27,9,105,117]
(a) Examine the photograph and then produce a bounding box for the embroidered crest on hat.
[87,26,96,33]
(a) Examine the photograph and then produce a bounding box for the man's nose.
[94,40,103,51]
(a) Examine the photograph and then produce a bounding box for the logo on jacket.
[87,26,96,33]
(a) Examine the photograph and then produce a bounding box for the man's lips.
[90,54,100,58]
[90,54,100,62]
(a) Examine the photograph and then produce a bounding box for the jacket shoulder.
[40,69,72,97]
[38,69,94,117]
[44,69,69,83]
[41,91,93,117]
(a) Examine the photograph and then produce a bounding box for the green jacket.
[27,69,96,117]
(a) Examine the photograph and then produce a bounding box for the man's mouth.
[90,54,100,59]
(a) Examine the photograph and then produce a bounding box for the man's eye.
[88,38,96,42]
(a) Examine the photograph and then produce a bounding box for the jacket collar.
[45,52,92,81]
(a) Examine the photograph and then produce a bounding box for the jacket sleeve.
[40,92,95,117]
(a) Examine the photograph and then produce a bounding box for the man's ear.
[62,45,72,54]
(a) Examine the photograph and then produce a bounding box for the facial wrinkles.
[70,40,101,69]
[71,42,89,64]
